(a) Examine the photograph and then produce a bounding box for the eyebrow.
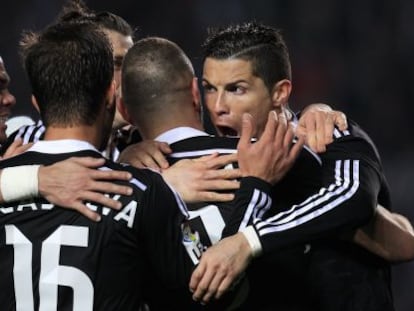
[202,77,249,86]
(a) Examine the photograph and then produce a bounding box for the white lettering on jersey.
[113,200,137,228]
[0,203,55,214]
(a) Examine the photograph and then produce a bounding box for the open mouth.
[217,126,238,137]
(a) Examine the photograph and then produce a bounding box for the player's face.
[202,57,274,138]
[0,57,16,143]
[103,29,133,130]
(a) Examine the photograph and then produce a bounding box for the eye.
[202,82,216,93]
[227,85,246,95]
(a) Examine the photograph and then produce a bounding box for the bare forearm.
[353,205,414,263]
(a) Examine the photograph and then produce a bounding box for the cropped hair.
[122,37,194,120]
[20,21,114,126]
[202,21,292,91]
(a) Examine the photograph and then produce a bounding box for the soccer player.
[3,0,137,161]
[189,21,404,310]
[0,20,297,310]
[0,55,16,145]
[118,35,414,310]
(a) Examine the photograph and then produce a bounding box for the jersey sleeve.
[137,170,192,288]
[249,127,385,254]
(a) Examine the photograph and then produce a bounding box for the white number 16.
[5,225,94,311]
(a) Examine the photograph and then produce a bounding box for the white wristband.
[241,225,263,258]
[1,165,40,202]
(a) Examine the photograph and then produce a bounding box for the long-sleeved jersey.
[0,139,271,311]
[0,121,139,161]
[147,121,393,310]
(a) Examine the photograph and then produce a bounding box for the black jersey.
[147,122,394,310]
[0,140,271,311]
[246,120,393,311]
[1,121,127,161]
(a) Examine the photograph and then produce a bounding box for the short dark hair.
[58,0,135,38]
[202,21,292,91]
[20,21,114,127]
[122,37,194,121]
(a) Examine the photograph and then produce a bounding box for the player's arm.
[161,153,241,203]
[191,124,382,303]
[351,204,414,263]
[0,157,133,221]
[190,111,304,304]
[118,139,172,170]
[246,128,384,255]
[296,103,348,153]
[119,139,243,203]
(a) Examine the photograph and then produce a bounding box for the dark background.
[1,0,413,309]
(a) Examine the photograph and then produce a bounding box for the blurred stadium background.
[1,1,413,309]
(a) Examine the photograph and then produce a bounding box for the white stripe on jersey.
[333,128,350,139]
[238,189,272,231]
[169,148,237,159]
[14,123,45,144]
[254,160,359,235]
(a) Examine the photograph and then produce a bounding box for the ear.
[117,94,133,125]
[191,77,201,114]
[271,79,292,110]
[31,95,40,112]
[105,80,117,110]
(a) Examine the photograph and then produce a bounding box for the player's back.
[0,140,189,311]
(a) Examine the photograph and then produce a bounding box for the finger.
[158,141,173,154]
[261,111,278,144]
[2,138,27,158]
[189,264,206,297]
[70,156,106,168]
[190,263,207,301]
[89,167,132,181]
[323,114,334,147]
[215,276,235,299]
[304,113,317,151]
[192,267,215,302]
[283,122,296,151]
[315,112,327,153]
[151,149,171,170]
[90,180,133,195]
[201,273,226,304]
[6,142,33,158]
[81,189,127,209]
[237,113,254,151]
[196,191,235,202]
[333,111,348,131]
[194,153,219,163]
[274,112,287,148]
[203,153,238,169]
[289,135,305,163]
[135,154,162,170]
[69,201,102,222]
[203,168,242,181]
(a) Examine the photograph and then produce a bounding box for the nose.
[212,90,229,116]
[0,90,16,107]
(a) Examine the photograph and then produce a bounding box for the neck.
[139,107,204,140]
[43,124,103,149]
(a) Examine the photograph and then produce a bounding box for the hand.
[189,232,252,304]
[39,157,133,221]
[238,111,304,184]
[0,138,33,160]
[118,140,172,170]
[162,153,241,203]
[297,103,348,153]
